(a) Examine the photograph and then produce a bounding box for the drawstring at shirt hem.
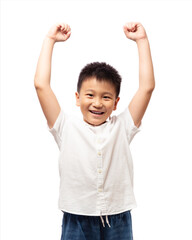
[100,213,111,228]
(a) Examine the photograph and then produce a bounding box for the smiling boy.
[34,22,155,240]
[76,64,120,126]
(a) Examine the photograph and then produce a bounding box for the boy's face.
[75,77,120,126]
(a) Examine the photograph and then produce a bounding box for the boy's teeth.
[90,110,103,115]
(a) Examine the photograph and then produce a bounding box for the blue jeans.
[61,210,133,240]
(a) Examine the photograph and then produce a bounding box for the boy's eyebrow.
[102,92,113,96]
[85,89,113,96]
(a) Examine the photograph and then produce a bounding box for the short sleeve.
[47,109,67,150]
[118,107,142,144]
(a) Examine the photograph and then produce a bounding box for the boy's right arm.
[34,23,71,129]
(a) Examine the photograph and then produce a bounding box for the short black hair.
[77,62,122,98]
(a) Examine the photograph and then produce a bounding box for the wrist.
[44,35,56,44]
[136,37,149,45]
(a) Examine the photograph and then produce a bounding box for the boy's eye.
[86,94,93,97]
[103,96,110,99]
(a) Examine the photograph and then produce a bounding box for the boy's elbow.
[146,78,156,93]
[149,84,155,93]
[146,86,155,96]
[140,83,155,94]
[34,80,42,90]
[34,77,50,90]
[34,75,40,89]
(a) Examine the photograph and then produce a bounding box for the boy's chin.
[84,118,107,126]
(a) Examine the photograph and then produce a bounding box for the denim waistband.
[63,210,131,228]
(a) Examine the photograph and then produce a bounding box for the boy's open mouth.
[89,110,104,115]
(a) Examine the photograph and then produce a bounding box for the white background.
[1,0,192,239]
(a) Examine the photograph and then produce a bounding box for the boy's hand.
[123,22,147,43]
[46,23,71,42]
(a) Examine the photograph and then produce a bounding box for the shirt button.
[97,138,102,144]
[97,151,102,157]
[98,169,102,173]
[98,188,103,192]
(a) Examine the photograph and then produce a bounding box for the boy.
[34,22,155,240]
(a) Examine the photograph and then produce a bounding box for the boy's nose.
[93,99,103,108]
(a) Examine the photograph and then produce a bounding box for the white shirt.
[48,107,141,218]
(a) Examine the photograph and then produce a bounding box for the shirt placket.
[96,137,107,215]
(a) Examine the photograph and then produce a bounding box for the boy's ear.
[75,92,80,106]
[113,97,120,110]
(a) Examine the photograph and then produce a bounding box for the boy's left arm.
[123,22,155,128]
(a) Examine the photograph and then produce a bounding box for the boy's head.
[75,62,122,126]
[77,62,122,99]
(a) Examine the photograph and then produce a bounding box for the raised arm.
[34,23,71,128]
[123,22,155,127]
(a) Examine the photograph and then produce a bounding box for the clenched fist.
[123,22,147,42]
[46,23,71,42]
